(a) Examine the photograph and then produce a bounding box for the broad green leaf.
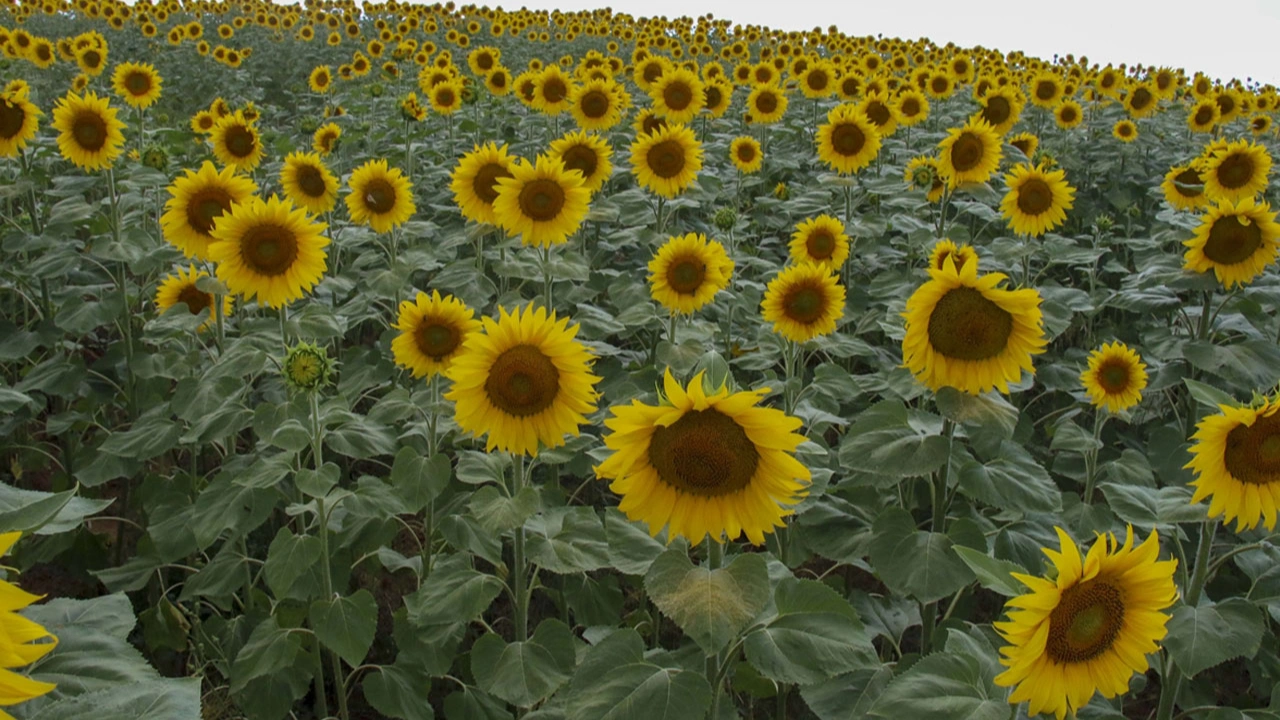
[838,401,950,478]
[564,629,712,720]
[0,485,109,535]
[868,508,975,604]
[743,578,878,684]
[264,528,322,599]
[1165,598,1264,677]
[1183,378,1237,409]
[1183,339,1280,391]
[801,668,894,720]
[311,590,378,667]
[363,664,436,720]
[471,619,576,707]
[644,549,770,656]
[934,388,1018,445]
[27,678,201,720]
[442,686,513,720]
[469,485,542,534]
[952,547,1028,597]
[956,441,1062,514]
[605,508,668,575]
[1049,418,1102,453]
[1099,484,1207,529]
[97,415,182,461]
[295,462,341,498]
[869,652,1011,720]
[524,506,610,573]
[230,617,304,694]
[404,554,504,627]
[391,449,451,513]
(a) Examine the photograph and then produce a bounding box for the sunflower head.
[650,67,705,124]
[928,238,977,274]
[629,122,703,198]
[568,77,622,131]
[1080,341,1148,413]
[391,290,482,379]
[937,117,1002,189]
[283,341,334,392]
[789,215,850,269]
[51,90,126,171]
[280,151,339,215]
[345,158,416,234]
[210,111,263,172]
[761,263,846,343]
[1112,119,1138,142]
[1000,162,1077,237]
[648,233,735,315]
[313,122,342,155]
[548,129,614,194]
[729,135,762,174]
[492,154,592,247]
[160,161,259,261]
[209,194,330,308]
[155,264,233,331]
[1182,197,1280,288]
[1187,396,1280,531]
[451,142,518,226]
[0,91,41,158]
[1162,163,1209,211]
[111,61,163,109]
[815,104,882,175]
[1201,139,1272,204]
[904,156,945,202]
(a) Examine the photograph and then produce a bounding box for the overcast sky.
[499,0,1280,87]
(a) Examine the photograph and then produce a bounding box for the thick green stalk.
[1082,411,1107,505]
[1155,521,1216,720]
[310,392,349,720]
[512,453,529,642]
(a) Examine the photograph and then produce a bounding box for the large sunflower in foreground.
[1187,396,1280,531]
[789,215,849,269]
[209,111,263,172]
[761,263,846,343]
[630,123,703,198]
[208,194,330,308]
[548,130,613,193]
[51,90,126,171]
[111,61,163,109]
[596,369,811,546]
[1200,139,1272,203]
[155,264,233,331]
[1161,164,1210,211]
[0,533,58,710]
[160,161,258,260]
[0,92,41,158]
[1000,163,1076,237]
[450,142,517,226]
[1182,197,1280,289]
[391,289,482,379]
[937,117,1002,188]
[346,158,415,234]
[814,104,881,175]
[492,155,591,247]
[902,256,1046,395]
[649,233,734,315]
[993,527,1177,720]
[1079,341,1147,413]
[280,151,339,215]
[444,303,600,457]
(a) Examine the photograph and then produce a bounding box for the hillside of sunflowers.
[2,0,1280,717]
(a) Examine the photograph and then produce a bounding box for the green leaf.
[801,668,894,720]
[1183,378,1238,409]
[230,617,304,694]
[644,549,770,656]
[404,554,504,627]
[743,577,878,684]
[1099,484,1207,529]
[952,546,1028,597]
[28,678,201,720]
[469,485,542,534]
[456,451,510,485]
[1164,598,1264,677]
[564,629,712,720]
[869,652,1011,720]
[524,507,610,573]
[97,415,182,461]
[471,619,576,707]
[838,401,950,478]
[1049,418,1102,453]
[934,389,1018,445]
[311,590,378,667]
[391,449,451,513]
[956,441,1062,514]
[869,508,975,604]
[1184,339,1280,390]
[605,509,668,575]
[295,462,341,499]
[0,484,110,535]
[363,664,436,720]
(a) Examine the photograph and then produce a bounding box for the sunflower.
[51,90,126,171]
[208,194,329,308]
[1200,139,1272,203]
[427,79,464,115]
[937,117,1002,188]
[160,162,258,260]
[280,151,339,214]
[904,156,946,203]
[1053,98,1083,129]
[858,91,899,137]
[746,83,788,125]
[1077,341,1147,414]
[548,130,613,193]
[75,45,106,76]
[155,264,233,330]
[209,112,263,172]
[1000,163,1076,237]
[313,122,341,155]
[1187,396,1280,531]
[346,159,415,234]
[107,61,162,110]
[798,60,835,99]
[309,64,333,93]
[630,123,703,198]
[28,38,56,68]
[789,215,850,269]
[633,55,671,92]
[595,369,810,546]
[993,527,1177,720]
[1251,114,1273,136]
[648,233,734,315]
[568,77,622,131]
[1027,71,1063,108]
[895,87,930,126]
[0,533,58,709]
[1186,98,1219,133]
[973,86,1024,136]
[815,104,881,175]
[485,66,512,96]
[729,135,762,174]
[1159,164,1206,211]
[450,142,517,226]
[1182,197,1280,288]
[1112,119,1138,142]
[391,290,482,379]
[492,155,591,247]
[0,92,41,158]
[444,303,600,457]
[761,263,846,343]
[1124,82,1159,119]
[531,65,573,115]
[650,67,704,124]
[928,238,978,274]
[902,256,1046,395]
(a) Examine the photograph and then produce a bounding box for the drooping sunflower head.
[110,61,162,109]
[1080,341,1148,413]
[629,122,703,198]
[1112,119,1138,143]
[648,232,734,315]
[345,158,416,234]
[746,82,788,125]
[789,215,850,268]
[0,91,41,158]
[155,264,233,331]
[1201,139,1272,203]
[928,238,978,275]
[160,161,259,260]
[595,369,811,545]
[1182,197,1280,289]
[568,77,622,131]
[444,303,601,457]
[280,151,339,215]
[902,256,1047,395]
[1000,162,1077,237]
[761,263,846,343]
[815,104,882,175]
[650,66,705,125]
[51,90,126,171]
[208,193,328,310]
[993,526,1178,720]
[450,142,518,226]
[312,122,342,155]
[1162,163,1209,211]
[391,289,482,379]
[492,154,592,247]
[904,155,946,203]
[548,129,614,194]
[1187,397,1280,531]
[729,135,762,174]
[210,111,263,172]
[937,116,1003,189]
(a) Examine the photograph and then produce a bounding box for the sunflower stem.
[668,312,678,346]
[1157,521,1217,720]
[309,390,348,720]
[1196,290,1213,341]
[541,244,554,311]
[512,452,529,642]
[1082,411,1107,504]
[214,291,226,353]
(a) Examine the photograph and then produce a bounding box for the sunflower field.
[2,1,1280,719]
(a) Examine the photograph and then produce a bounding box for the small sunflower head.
[910,162,936,189]
[142,145,169,171]
[300,116,320,134]
[1093,213,1114,233]
[1033,151,1059,171]
[283,342,334,392]
[714,207,737,232]
[773,182,789,200]
[369,82,385,98]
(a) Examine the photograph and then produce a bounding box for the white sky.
[495,0,1280,87]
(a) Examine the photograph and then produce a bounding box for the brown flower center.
[1035,79,1057,101]
[435,88,456,107]
[240,223,299,276]
[900,97,921,117]
[647,409,759,497]
[1173,168,1203,198]
[1096,360,1131,394]
[805,229,835,259]
[1059,106,1078,124]
[560,145,599,183]
[1216,152,1255,190]
[1203,214,1262,265]
[647,140,686,179]
[224,124,256,158]
[1194,105,1215,125]
[704,84,723,109]
[735,142,756,164]
[541,77,567,103]
[415,320,460,360]
[754,90,778,115]
[806,69,829,91]
[472,162,512,205]
[484,344,560,417]
[642,62,664,84]
[927,286,1013,361]
[186,188,233,235]
[517,178,565,221]
[863,100,891,128]
[177,284,212,315]
[0,99,25,140]
[830,122,866,157]
[982,96,1011,127]
[782,282,827,324]
[930,76,949,95]
[124,71,151,95]
[295,164,328,198]
[1016,178,1054,216]
[950,133,985,172]
[666,257,705,294]
[363,178,397,214]
[663,80,693,111]
[1046,580,1125,664]
[579,89,609,118]
[1129,87,1153,111]
[1224,410,1280,485]
[641,114,667,136]
[72,110,107,151]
